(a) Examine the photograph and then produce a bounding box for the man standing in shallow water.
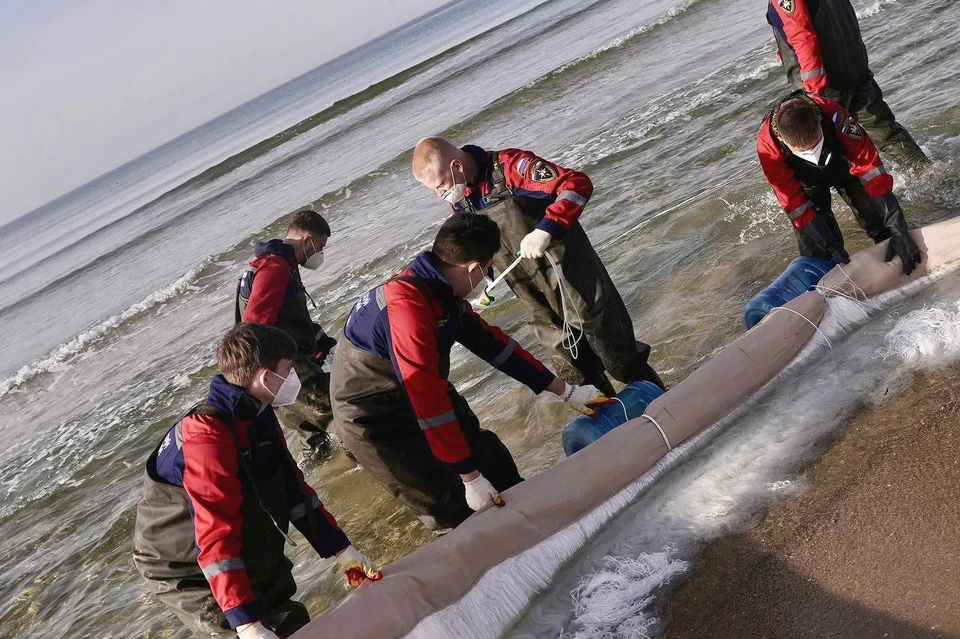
[412,136,664,399]
[237,209,338,448]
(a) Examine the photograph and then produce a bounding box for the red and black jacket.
[343,252,556,474]
[757,93,892,231]
[451,145,593,241]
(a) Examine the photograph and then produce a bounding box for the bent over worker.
[330,214,611,532]
[766,0,928,166]
[412,136,664,398]
[237,210,338,447]
[758,91,921,275]
[133,323,379,639]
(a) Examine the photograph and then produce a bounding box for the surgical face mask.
[441,165,468,206]
[302,238,324,270]
[792,135,826,165]
[466,265,485,298]
[262,368,301,407]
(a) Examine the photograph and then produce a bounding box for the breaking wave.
[0,259,211,399]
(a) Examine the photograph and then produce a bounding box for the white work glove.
[519,228,553,259]
[236,621,280,639]
[463,473,504,511]
[335,545,382,587]
[562,383,614,417]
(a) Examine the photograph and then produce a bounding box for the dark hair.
[775,99,822,148]
[287,209,331,238]
[218,323,297,387]
[431,213,501,265]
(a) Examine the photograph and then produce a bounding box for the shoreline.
[663,365,960,639]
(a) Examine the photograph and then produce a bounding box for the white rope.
[485,255,524,293]
[836,263,870,301]
[596,162,759,253]
[544,250,584,360]
[611,396,630,422]
[812,283,883,311]
[639,414,672,451]
[766,305,833,349]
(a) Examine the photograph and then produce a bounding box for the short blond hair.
[412,136,463,181]
[217,323,297,387]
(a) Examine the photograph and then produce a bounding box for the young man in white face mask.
[330,214,612,532]
[237,209,339,447]
[133,323,380,639]
[757,91,921,275]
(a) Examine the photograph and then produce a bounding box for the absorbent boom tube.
[293,214,960,639]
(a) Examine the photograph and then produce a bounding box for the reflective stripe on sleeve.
[800,67,825,81]
[859,166,885,185]
[557,190,587,206]
[417,410,456,430]
[489,339,517,367]
[789,201,813,220]
[201,557,245,580]
[289,495,321,521]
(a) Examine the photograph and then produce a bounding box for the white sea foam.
[0,259,211,399]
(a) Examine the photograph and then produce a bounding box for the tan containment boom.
[295,215,960,639]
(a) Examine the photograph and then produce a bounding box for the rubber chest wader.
[770,92,889,259]
[769,0,926,164]
[237,265,333,436]
[329,277,522,532]
[133,405,309,637]
[480,158,661,395]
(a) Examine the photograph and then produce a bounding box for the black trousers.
[794,175,890,258]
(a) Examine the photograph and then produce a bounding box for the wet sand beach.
[664,365,960,639]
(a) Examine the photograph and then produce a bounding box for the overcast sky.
[0,0,448,224]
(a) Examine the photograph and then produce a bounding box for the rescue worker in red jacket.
[412,137,664,399]
[330,214,612,532]
[766,0,928,166]
[758,91,921,275]
[133,323,380,639]
[237,210,337,448]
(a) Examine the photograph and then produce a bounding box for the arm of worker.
[455,302,613,415]
[757,121,849,263]
[180,417,259,630]
[241,256,291,325]
[498,148,594,242]
[383,280,476,476]
[312,323,337,364]
[276,426,380,585]
[768,0,828,94]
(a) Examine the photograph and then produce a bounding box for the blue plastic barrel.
[562,381,665,456]
[743,256,834,329]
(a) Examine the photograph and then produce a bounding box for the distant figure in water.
[236,209,338,449]
[330,214,611,532]
[133,323,380,639]
[766,0,929,167]
[758,91,921,275]
[412,136,664,399]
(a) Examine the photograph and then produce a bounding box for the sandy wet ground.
[664,364,960,639]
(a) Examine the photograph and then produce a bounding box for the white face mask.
[441,165,469,206]
[792,135,826,165]
[466,265,485,298]
[262,368,301,407]
[302,237,324,270]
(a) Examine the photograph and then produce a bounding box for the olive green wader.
[481,161,663,397]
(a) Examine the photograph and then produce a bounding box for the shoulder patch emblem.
[531,160,558,183]
[516,158,530,178]
[777,0,795,14]
[838,115,864,140]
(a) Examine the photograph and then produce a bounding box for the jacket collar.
[462,144,493,186]
[407,252,456,301]
[206,374,264,421]
[254,239,298,267]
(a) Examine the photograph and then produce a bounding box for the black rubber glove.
[803,215,850,264]
[875,193,921,276]
[313,324,337,366]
